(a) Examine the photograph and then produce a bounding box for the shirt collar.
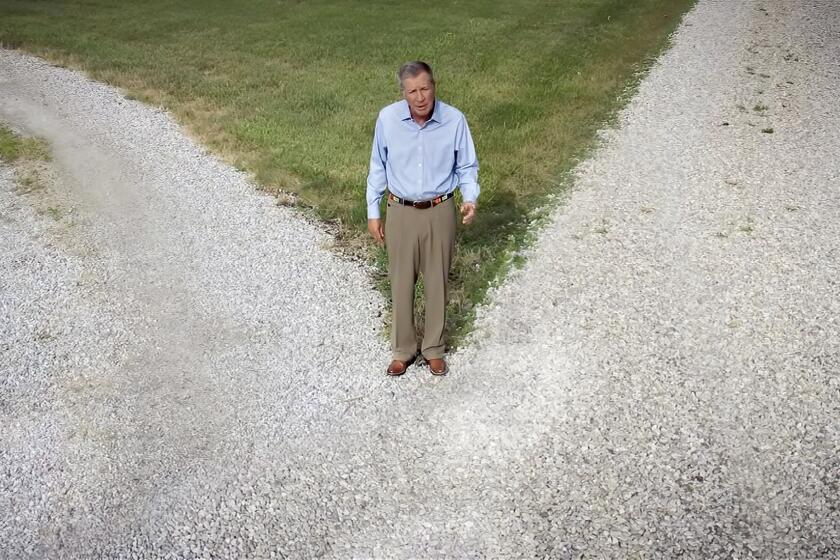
[399,98,443,124]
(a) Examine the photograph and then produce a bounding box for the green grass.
[0,0,695,344]
[0,124,50,163]
[0,124,52,195]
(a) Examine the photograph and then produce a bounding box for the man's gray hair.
[397,61,435,90]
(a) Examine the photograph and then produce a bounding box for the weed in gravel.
[0,124,51,162]
[592,219,609,235]
[738,217,755,234]
[1,125,54,196]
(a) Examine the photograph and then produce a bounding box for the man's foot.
[386,356,415,376]
[427,357,449,376]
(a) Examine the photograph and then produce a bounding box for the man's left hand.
[460,202,477,225]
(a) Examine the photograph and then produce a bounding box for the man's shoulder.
[434,100,467,124]
[378,100,408,121]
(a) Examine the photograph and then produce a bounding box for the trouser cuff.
[421,347,445,360]
[392,351,417,362]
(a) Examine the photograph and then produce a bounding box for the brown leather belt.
[388,191,455,209]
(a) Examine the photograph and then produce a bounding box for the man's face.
[402,72,435,121]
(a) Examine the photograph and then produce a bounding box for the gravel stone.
[2,0,840,558]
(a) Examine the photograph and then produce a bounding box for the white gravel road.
[2,0,839,558]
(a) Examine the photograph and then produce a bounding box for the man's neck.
[411,100,434,127]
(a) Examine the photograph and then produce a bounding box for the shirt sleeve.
[365,116,388,219]
[455,115,480,204]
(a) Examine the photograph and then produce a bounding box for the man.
[366,61,479,376]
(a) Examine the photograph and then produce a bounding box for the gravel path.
[2,0,839,558]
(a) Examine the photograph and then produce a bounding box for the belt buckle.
[413,200,432,209]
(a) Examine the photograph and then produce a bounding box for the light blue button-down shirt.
[366,98,480,219]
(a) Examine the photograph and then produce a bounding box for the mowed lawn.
[0,0,695,341]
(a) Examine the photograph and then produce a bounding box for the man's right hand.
[368,218,385,245]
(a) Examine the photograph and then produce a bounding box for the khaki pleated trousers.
[385,196,456,361]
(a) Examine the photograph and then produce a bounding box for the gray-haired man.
[366,61,480,376]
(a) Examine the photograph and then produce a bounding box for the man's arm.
[366,116,387,242]
[455,115,479,224]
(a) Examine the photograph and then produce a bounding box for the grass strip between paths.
[0,0,696,345]
[0,124,51,163]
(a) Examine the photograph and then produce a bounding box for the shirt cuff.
[459,183,479,204]
[367,202,381,220]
